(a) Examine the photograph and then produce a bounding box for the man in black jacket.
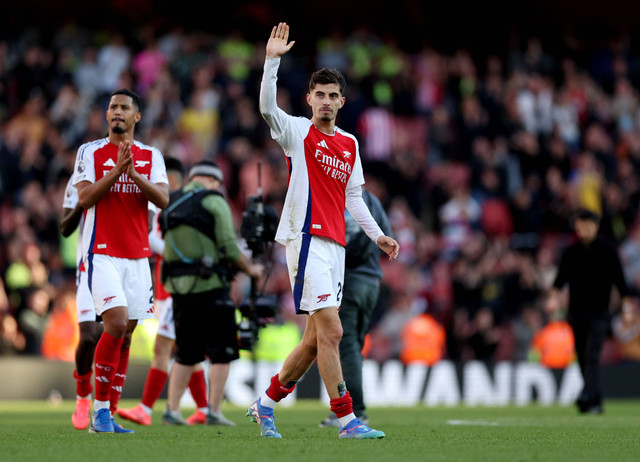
[546,208,632,414]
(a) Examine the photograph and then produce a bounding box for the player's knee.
[318,322,343,347]
[153,339,173,359]
[300,336,318,357]
[79,323,102,345]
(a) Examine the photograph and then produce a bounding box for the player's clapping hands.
[116,140,133,175]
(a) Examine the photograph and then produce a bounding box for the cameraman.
[162,160,264,425]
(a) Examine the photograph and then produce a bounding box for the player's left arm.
[128,148,169,209]
[345,185,399,262]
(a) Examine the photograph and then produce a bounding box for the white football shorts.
[76,269,96,324]
[154,297,175,340]
[86,253,154,320]
[286,233,345,315]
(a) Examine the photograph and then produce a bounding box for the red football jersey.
[73,138,168,259]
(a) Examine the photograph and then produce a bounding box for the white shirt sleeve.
[345,185,384,243]
[63,175,79,209]
[346,137,365,189]
[148,203,165,255]
[150,148,169,184]
[72,143,95,185]
[259,57,294,149]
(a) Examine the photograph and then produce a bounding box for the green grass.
[1,399,639,462]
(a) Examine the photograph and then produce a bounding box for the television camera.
[237,160,279,351]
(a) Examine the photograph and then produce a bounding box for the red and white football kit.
[63,174,95,324]
[148,203,175,340]
[73,138,168,319]
[260,57,384,314]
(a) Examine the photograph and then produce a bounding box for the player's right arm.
[60,175,83,237]
[60,205,83,237]
[76,140,132,209]
[259,23,296,140]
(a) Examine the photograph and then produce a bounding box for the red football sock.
[140,368,169,409]
[93,332,123,402]
[109,346,130,414]
[266,374,296,402]
[73,370,93,398]
[188,369,208,409]
[330,391,353,418]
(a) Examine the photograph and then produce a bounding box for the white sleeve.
[345,185,384,243]
[63,176,78,209]
[148,227,165,255]
[150,148,169,184]
[259,57,294,148]
[148,203,165,255]
[72,143,95,185]
[346,138,364,189]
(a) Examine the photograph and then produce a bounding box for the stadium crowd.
[2,17,640,368]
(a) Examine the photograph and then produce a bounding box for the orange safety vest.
[531,320,576,369]
[41,298,79,362]
[400,313,446,366]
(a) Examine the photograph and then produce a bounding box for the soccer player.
[73,88,169,433]
[319,188,392,428]
[61,173,104,430]
[246,23,399,439]
[115,157,210,426]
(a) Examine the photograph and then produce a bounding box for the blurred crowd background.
[3,1,640,369]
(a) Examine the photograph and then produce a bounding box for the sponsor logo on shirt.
[314,150,352,184]
[103,158,116,167]
[317,139,329,149]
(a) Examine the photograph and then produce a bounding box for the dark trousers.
[339,277,380,416]
[569,314,609,406]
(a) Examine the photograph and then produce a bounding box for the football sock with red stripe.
[330,390,356,427]
[140,367,169,409]
[188,369,208,409]
[261,374,296,409]
[73,370,93,399]
[110,346,130,414]
[93,332,123,403]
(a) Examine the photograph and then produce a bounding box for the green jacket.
[163,181,242,294]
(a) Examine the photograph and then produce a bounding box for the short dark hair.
[309,68,346,95]
[164,156,184,175]
[111,88,142,112]
[575,207,601,223]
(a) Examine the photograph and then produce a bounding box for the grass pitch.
[1,399,639,462]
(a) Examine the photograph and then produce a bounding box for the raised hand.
[266,22,295,59]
